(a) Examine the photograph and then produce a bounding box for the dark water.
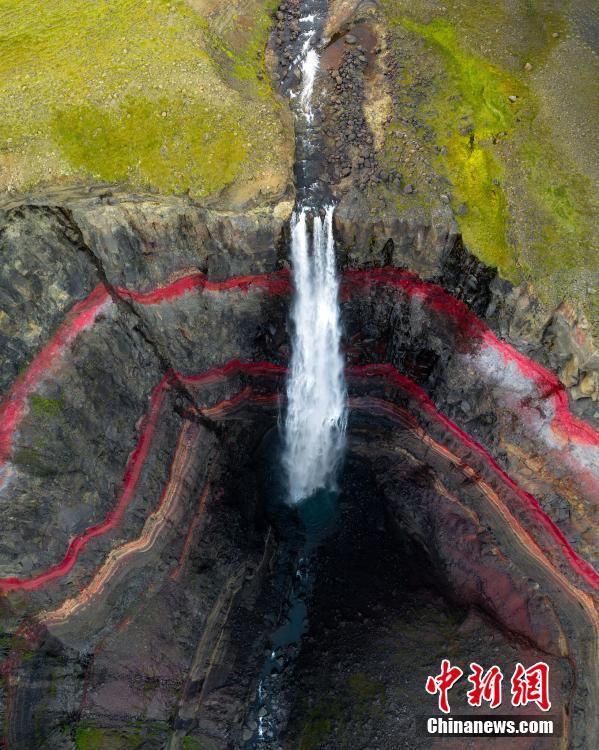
[244,427,341,747]
[244,0,345,743]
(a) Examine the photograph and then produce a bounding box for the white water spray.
[299,47,318,121]
[245,5,346,746]
[284,207,346,504]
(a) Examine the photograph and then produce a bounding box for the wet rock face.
[0,191,597,749]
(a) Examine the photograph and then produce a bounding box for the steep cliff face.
[0,189,597,748]
[0,194,290,749]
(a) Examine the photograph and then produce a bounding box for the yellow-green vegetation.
[0,0,290,201]
[74,721,166,750]
[298,698,341,750]
[380,1,598,330]
[29,393,63,418]
[347,671,385,717]
[75,726,111,750]
[399,16,517,276]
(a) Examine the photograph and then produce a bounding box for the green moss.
[1,633,38,663]
[13,428,51,468]
[143,674,160,694]
[346,671,386,723]
[347,672,384,703]
[381,4,598,328]
[0,0,287,198]
[182,737,216,750]
[75,726,105,750]
[51,97,248,198]
[74,721,165,750]
[517,136,596,280]
[230,1,279,91]
[20,648,36,662]
[298,698,342,750]
[393,16,520,277]
[29,393,63,418]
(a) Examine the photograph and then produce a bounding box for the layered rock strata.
[0,194,597,747]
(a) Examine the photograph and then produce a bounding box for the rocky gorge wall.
[0,189,597,748]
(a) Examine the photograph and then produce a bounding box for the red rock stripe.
[1,359,595,596]
[342,267,599,448]
[119,266,598,448]
[346,363,599,589]
[42,422,200,624]
[1,268,595,483]
[0,372,171,592]
[180,361,599,590]
[116,270,291,304]
[0,261,596,591]
[0,284,112,471]
[170,482,211,582]
[178,358,286,386]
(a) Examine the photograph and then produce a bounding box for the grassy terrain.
[0,0,291,202]
[380,0,598,330]
[74,721,169,749]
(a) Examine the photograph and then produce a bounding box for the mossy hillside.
[380,1,598,331]
[51,97,248,197]
[0,0,290,201]
[399,16,517,277]
[29,393,64,418]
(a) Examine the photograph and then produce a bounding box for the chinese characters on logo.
[426,661,551,714]
[511,662,551,712]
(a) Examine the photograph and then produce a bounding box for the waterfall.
[283,207,346,503]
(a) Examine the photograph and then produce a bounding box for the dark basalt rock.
[0,179,597,749]
[0,190,597,749]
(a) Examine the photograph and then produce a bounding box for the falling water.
[243,4,346,745]
[284,207,346,503]
[283,3,347,504]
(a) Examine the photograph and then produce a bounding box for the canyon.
[0,1,598,749]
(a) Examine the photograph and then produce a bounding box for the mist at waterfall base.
[245,206,347,745]
[246,206,346,746]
